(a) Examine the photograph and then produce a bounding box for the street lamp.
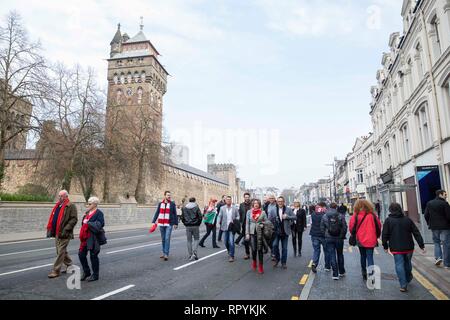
[325,159,337,202]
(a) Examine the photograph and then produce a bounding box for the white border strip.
[0,263,53,277]
[174,249,227,271]
[106,243,160,255]
[91,285,135,300]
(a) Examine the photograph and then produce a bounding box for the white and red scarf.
[157,200,171,227]
[46,199,70,237]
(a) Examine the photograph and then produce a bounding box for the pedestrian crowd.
[44,188,450,293]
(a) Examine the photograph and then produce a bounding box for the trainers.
[339,273,346,277]
[332,276,339,280]
[435,258,443,266]
[163,255,168,261]
[311,264,317,274]
[194,254,199,261]
[324,268,331,272]
[229,257,235,263]
[400,287,408,292]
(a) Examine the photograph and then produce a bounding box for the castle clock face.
[126,88,132,96]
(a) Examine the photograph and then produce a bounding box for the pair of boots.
[251,260,264,274]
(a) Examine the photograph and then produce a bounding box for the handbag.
[97,229,107,246]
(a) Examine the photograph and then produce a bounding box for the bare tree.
[37,63,105,197]
[0,11,47,190]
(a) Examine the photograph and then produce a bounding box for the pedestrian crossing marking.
[299,274,308,285]
[412,269,449,300]
[348,247,353,253]
[291,296,300,300]
[308,260,313,268]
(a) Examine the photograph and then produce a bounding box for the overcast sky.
[1,0,404,190]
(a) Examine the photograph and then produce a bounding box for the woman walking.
[349,199,382,281]
[199,198,220,249]
[382,203,425,292]
[246,199,268,274]
[78,197,106,282]
[291,200,307,257]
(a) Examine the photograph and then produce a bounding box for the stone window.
[137,87,143,104]
[113,73,118,84]
[116,89,123,104]
[134,71,140,83]
[141,71,146,83]
[415,102,432,150]
[127,72,132,84]
[400,123,411,161]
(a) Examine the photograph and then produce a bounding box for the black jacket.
[292,208,307,233]
[309,212,325,238]
[181,203,203,227]
[239,201,252,227]
[214,201,225,225]
[424,197,450,230]
[382,210,425,252]
[83,209,106,253]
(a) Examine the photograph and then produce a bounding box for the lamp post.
[325,158,337,202]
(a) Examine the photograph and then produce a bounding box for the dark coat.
[382,210,424,252]
[291,208,307,233]
[309,212,325,238]
[320,209,348,239]
[83,209,105,253]
[424,197,450,230]
[152,201,179,226]
[58,202,78,239]
[181,203,203,227]
[239,201,252,229]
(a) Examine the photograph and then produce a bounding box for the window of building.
[384,142,391,169]
[400,123,411,161]
[113,73,118,85]
[430,15,442,60]
[357,169,364,184]
[141,71,146,83]
[415,43,424,78]
[416,103,432,150]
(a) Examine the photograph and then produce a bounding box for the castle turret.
[110,23,122,58]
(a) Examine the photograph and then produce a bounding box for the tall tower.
[105,20,169,201]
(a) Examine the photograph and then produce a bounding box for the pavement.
[0,223,448,300]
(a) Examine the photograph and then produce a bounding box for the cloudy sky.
[1,0,404,190]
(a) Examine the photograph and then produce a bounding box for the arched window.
[400,123,411,161]
[384,141,391,169]
[120,73,125,84]
[116,89,123,104]
[415,102,432,150]
[134,71,140,83]
[127,72,132,84]
[113,73,118,84]
[137,87,143,104]
[141,71,146,83]
[415,43,424,78]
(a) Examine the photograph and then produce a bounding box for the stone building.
[369,0,450,241]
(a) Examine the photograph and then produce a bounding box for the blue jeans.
[393,253,413,289]
[273,234,289,265]
[359,247,374,274]
[159,225,173,256]
[311,236,326,267]
[224,231,235,258]
[432,229,450,267]
[325,238,345,277]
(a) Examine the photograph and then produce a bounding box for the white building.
[370,0,450,242]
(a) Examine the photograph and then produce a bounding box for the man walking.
[181,197,203,261]
[46,190,78,279]
[151,191,178,261]
[309,203,328,274]
[320,203,347,280]
[269,196,296,269]
[235,192,252,259]
[217,196,240,262]
[265,193,278,260]
[216,195,226,242]
[424,190,450,268]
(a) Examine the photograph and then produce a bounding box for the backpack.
[328,213,342,237]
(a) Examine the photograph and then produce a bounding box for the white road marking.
[91,285,135,300]
[0,247,54,257]
[108,235,147,242]
[173,249,228,271]
[0,263,53,277]
[0,238,53,246]
[106,243,161,254]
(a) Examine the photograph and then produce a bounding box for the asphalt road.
[0,223,441,300]
[0,226,311,300]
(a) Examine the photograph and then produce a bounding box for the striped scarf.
[158,200,171,227]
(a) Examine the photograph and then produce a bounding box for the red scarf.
[79,210,97,251]
[157,199,171,226]
[46,199,70,237]
[252,208,262,221]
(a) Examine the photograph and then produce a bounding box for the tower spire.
[140,16,144,31]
